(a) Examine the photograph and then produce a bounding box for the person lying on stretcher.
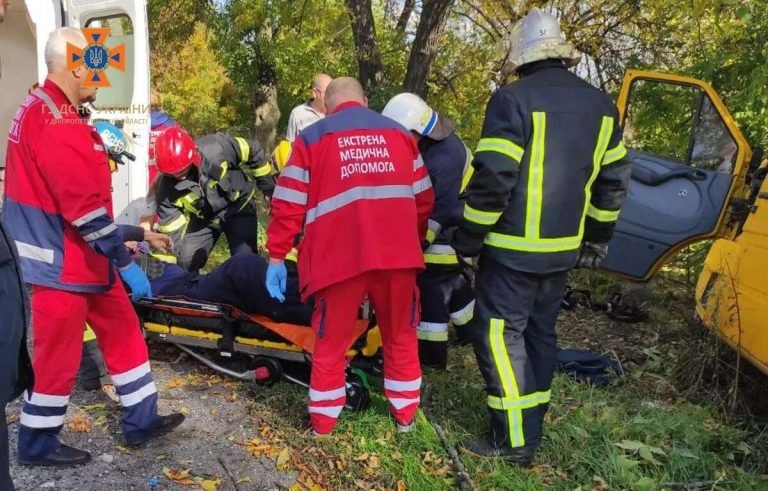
[126,240,313,326]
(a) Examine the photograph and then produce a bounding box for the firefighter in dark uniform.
[0,220,33,490]
[382,93,476,370]
[451,8,632,465]
[154,127,275,272]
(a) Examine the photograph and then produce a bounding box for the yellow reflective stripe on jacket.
[487,390,551,410]
[417,330,449,342]
[173,193,202,218]
[248,162,274,179]
[476,137,524,163]
[234,137,250,163]
[460,143,475,193]
[157,213,188,233]
[602,141,627,166]
[424,253,459,265]
[484,232,581,252]
[587,204,620,222]
[489,318,525,446]
[286,247,298,263]
[426,229,437,244]
[83,324,96,342]
[464,203,502,226]
[578,117,614,237]
[525,112,546,239]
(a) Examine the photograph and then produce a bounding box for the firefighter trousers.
[18,280,160,460]
[471,257,568,449]
[416,266,475,369]
[309,269,422,434]
[178,209,258,273]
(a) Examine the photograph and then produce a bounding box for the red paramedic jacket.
[266,101,435,299]
[2,80,131,292]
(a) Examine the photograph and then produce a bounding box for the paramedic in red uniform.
[265,77,435,435]
[2,27,184,467]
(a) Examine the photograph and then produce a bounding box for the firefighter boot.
[460,437,536,467]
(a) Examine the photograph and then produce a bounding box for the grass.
[196,235,768,490]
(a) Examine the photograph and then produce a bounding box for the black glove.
[450,227,485,258]
[576,241,609,269]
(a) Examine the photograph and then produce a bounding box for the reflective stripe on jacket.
[2,80,130,291]
[460,61,631,273]
[266,101,435,298]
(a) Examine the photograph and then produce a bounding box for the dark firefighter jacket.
[156,133,275,243]
[457,60,632,273]
[419,129,474,268]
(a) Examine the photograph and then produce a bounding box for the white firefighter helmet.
[382,92,455,140]
[504,7,581,73]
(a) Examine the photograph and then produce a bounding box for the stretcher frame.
[133,297,382,387]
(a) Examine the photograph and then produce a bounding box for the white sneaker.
[396,420,415,433]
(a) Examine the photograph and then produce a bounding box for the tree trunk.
[344,0,384,94]
[396,0,416,34]
[253,83,280,151]
[403,0,455,98]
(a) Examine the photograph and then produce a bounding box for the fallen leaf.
[165,377,186,389]
[162,467,195,485]
[66,413,93,433]
[210,409,217,417]
[591,475,609,491]
[115,445,131,453]
[200,478,221,491]
[156,454,167,461]
[288,484,303,491]
[236,476,252,483]
[227,392,238,402]
[277,448,292,470]
[5,413,20,424]
[355,479,370,489]
[397,480,407,491]
[354,452,369,462]
[368,454,380,469]
[615,440,644,451]
[391,452,403,461]
[180,406,190,416]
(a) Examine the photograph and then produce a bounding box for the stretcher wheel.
[251,357,284,386]
[344,370,371,413]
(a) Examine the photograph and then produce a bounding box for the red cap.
[155,127,201,175]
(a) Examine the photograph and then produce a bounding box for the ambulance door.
[63,0,150,221]
[599,70,753,281]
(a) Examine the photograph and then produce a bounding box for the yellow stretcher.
[133,297,381,410]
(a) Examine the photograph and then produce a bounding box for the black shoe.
[460,437,536,467]
[18,444,92,467]
[125,413,185,447]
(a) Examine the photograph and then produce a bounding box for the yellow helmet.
[272,139,293,173]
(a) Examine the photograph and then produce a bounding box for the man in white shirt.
[285,73,332,141]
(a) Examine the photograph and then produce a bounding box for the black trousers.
[416,266,475,369]
[178,210,258,273]
[471,257,568,449]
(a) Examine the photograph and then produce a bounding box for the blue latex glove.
[266,261,287,303]
[119,262,153,301]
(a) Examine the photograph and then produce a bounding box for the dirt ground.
[7,343,297,491]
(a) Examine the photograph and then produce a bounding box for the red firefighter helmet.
[154,127,201,175]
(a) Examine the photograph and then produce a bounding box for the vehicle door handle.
[632,167,708,186]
